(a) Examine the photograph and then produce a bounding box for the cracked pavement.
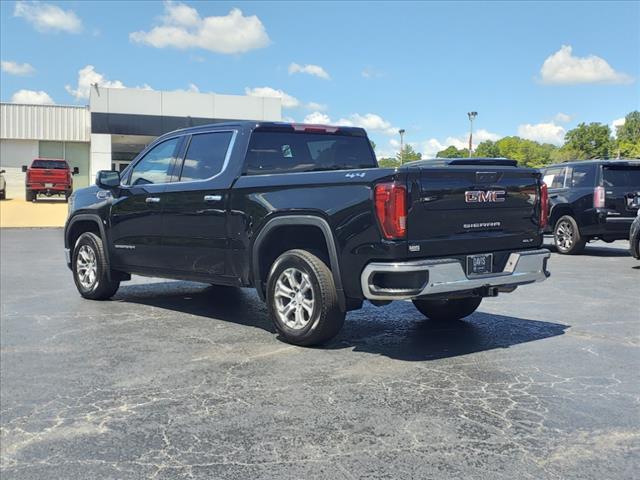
[1,229,639,479]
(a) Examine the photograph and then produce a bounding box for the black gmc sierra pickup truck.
[65,121,551,346]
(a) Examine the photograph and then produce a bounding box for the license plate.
[467,253,493,276]
[45,183,53,188]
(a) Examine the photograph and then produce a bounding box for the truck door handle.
[204,195,222,202]
[145,197,161,203]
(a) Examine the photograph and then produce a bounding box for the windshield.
[31,160,68,169]
[602,166,640,188]
[244,131,377,175]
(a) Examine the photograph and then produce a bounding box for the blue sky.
[1,1,638,157]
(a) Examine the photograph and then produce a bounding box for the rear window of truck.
[31,160,68,169]
[244,132,376,175]
[602,166,640,187]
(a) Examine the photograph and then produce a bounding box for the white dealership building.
[0,86,282,190]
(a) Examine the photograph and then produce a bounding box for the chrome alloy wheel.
[76,245,98,290]
[556,220,574,251]
[274,267,314,330]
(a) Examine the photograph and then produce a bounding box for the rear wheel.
[554,215,585,255]
[266,249,345,346]
[25,189,35,202]
[72,232,120,300]
[412,296,482,321]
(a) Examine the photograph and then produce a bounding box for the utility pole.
[467,111,477,157]
[399,129,405,164]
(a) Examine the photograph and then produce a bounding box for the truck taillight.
[540,182,549,230]
[375,182,407,240]
[594,186,605,208]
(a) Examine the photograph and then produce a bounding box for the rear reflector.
[375,182,407,240]
[593,186,605,208]
[540,182,549,230]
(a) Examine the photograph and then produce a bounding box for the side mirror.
[22,165,28,173]
[72,167,79,175]
[96,170,120,190]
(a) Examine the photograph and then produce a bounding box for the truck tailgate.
[406,164,542,257]
[29,168,68,184]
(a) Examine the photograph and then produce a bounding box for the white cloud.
[611,117,626,137]
[288,63,330,80]
[10,89,54,104]
[540,45,634,85]
[554,112,572,123]
[612,117,626,128]
[1,60,35,76]
[337,113,397,135]
[303,112,332,124]
[305,101,327,111]
[361,67,384,79]
[244,86,299,109]
[517,122,566,145]
[422,129,502,157]
[14,1,82,33]
[172,83,200,93]
[130,2,270,54]
[65,65,152,100]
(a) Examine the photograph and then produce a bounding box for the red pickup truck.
[22,159,78,202]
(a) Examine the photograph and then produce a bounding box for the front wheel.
[72,232,120,300]
[266,249,345,346]
[412,296,482,321]
[553,215,585,255]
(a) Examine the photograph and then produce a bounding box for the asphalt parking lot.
[1,229,638,479]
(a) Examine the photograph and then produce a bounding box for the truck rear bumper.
[360,249,550,301]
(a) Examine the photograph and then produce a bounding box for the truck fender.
[65,214,112,280]
[251,215,346,311]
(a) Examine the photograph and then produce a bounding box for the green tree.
[475,140,500,158]
[436,145,469,158]
[563,122,612,159]
[378,157,401,168]
[614,111,640,159]
[491,137,556,168]
[616,111,640,143]
[397,144,422,164]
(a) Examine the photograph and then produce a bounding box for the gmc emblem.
[465,190,506,203]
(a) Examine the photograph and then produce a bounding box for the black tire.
[25,189,34,202]
[72,232,120,300]
[412,296,482,321]
[553,215,586,255]
[266,249,345,346]
[0,191,5,200]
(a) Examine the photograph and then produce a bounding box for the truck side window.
[244,131,377,175]
[178,132,233,182]
[129,138,180,186]
[571,165,595,188]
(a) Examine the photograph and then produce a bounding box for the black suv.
[542,160,640,254]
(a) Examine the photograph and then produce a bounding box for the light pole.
[398,129,405,164]
[467,111,477,157]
